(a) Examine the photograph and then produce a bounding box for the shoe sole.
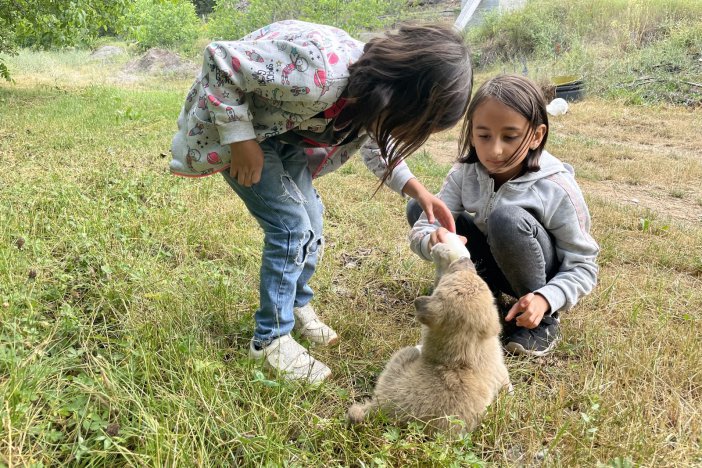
[249,347,332,384]
[249,355,332,385]
[325,335,339,346]
[504,337,559,357]
[295,329,339,347]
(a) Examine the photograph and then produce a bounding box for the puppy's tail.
[347,400,373,424]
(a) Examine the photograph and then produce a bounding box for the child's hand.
[401,180,455,232]
[505,293,550,329]
[418,193,456,233]
[230,140,264,187]
[428,227,467,250]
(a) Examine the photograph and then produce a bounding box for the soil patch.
[123,48,198,77]
[89,46,125,62]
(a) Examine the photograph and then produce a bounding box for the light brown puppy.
[348,244,510,434]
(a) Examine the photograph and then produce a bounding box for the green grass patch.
[469,0,702,106]
[2,41,702,466]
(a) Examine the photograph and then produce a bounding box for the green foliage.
[0,0,17,80]
[469,0,702,65]
[125,0,202,51]
[0,0,130,80]
[12,0,131,49]
[470,3,571,64]
[208,0,405,41]
[468,0,702,106]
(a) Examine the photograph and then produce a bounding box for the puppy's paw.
[348,402,369,424]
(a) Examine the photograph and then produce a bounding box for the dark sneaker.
[504,316,560,357]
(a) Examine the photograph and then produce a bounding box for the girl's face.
[470,97,546,184]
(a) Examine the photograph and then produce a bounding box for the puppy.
[348,243,510,434]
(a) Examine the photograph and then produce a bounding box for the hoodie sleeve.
[359,138,415,195]
[409,163,466,261]
[536,174,599,313]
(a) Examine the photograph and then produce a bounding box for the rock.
[89,46,125,62]
[124,48,197,77]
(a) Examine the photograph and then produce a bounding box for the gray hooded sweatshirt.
[409,151,599,314]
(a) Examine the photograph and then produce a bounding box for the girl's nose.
[491,141,503,158]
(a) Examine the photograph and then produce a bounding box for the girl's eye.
[477,135,490,140]
[504,135,519,141]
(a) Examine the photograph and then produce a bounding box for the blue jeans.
[223,138,324,344]
[407,199,558,313]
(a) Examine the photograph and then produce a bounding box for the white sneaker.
[249,334,331,384]
[293,304,339,346]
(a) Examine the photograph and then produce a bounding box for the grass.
[2,44,702,467]
[468,0,702,107]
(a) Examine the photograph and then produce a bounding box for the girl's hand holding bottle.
[428,226,468,251]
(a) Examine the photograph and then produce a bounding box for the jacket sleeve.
[200,35,334,145]
[536,176,600,313]
[359,138,415,195]
[409,163,466,261]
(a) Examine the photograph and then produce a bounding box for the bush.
[468,0,702,106]
[207,0,405,41]
[1,0,131,80]
[8,0,130,50]
[468,0,702,65]
[125,0,202,51]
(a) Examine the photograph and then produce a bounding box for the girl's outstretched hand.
[402,179,456,232]
[419,193,456,233]
[230,140,264,187]
[505,293,550,329]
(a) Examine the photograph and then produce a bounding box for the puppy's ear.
[414,296,440,327]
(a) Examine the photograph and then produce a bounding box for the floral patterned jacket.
[170,20,414,194]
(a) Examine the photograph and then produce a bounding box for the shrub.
[467,0,702,106]
[7,0,130,50]
[468,0,702,65]
[207,0,405,41]
[125,0,202,51]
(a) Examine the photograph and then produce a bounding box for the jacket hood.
[516,150,572,182]
[475,150,572,187]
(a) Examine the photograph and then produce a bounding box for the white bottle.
[443,232,471,259]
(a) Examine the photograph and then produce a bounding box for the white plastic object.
[546,98,569,116]
[443,232,471,259]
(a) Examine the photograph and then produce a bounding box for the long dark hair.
[340,23,473,187]
[460,74,549,172]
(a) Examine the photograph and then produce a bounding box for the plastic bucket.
[552,75,584,102]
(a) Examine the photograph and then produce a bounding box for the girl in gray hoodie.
[408,74,599,357]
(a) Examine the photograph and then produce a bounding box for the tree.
[1,0,131,81]
[191,0,216,16]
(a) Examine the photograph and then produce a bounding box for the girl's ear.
[530,123,547,149]
[414,296,440,327]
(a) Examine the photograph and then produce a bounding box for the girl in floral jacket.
[171,20,474,383]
